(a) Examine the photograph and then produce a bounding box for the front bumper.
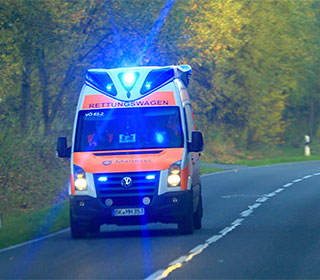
[70,190,192,226]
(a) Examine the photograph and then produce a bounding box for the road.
[0,161,320,279]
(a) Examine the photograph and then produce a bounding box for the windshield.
[74,107,183,152]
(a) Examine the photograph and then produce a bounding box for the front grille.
[94,171,159,207]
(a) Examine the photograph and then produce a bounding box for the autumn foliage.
[1,0,320,212]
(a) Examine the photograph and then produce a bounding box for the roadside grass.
[0,201,69,250]
[200,165,225,174]
[233,155,320,166]
[203,140,320,167]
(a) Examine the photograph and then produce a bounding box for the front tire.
[193,195,203,230]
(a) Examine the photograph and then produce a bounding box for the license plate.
[113,208,145,217]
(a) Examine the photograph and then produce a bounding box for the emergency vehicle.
[57,65,204,238]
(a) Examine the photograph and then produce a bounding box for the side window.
[184,104,194,142]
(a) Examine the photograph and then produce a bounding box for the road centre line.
[256,196,269,202]
[293,178,303,183]
[146,172,319,280]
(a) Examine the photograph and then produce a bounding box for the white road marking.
[201,170,234,177]
[0,228,69,254]
[146,171,320,280]
[189,244,209,254]
[220,225,236,235]
[240,209,253,217]
[256,196,269,203]
[293,178,303,183]
[266,192,276,197]
[250,203,261,209]
[168,256,188,266]
[232,218,244,225]
[145,270,165,280]
[206,235,223,244]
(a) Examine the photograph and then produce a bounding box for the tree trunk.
[309,93,314,137]
[38,48,50,136]
[20,48,32,134]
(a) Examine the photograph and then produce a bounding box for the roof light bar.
[140,68,174,95]
[118,72,140,91]
[86,70,117,96]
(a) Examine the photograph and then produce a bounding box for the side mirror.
[57,137,71,158]
[189,131,204,152]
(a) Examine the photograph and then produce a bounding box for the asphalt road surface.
[1,161,320,279]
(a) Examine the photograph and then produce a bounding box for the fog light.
[105,199,113,207]
[142,197,151,205]
[172,197,178,203]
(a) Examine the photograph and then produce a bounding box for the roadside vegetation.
[0,201,69,250]
[1,0,320,249]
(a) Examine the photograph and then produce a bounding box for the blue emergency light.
[140,68,174,95]
[85,65,192,100]
[86,70,117,96]
[146,174,156,180]
[98,176,108,182]
[118,72,140,91]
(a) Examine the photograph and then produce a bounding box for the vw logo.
[121,177,133,188]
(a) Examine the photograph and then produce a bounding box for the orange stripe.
[73,148,184,173]
[70,174,75,195]
[82,91,176,109]
[180,162,191,190]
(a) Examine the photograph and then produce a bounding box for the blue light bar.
[146,174,156,180]
[86,70,117,96]
[98,176,108,182]
[118,72,140,91]
[140,68,174,95]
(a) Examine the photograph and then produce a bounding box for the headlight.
[74,165,88,191]
[167,161,181,187]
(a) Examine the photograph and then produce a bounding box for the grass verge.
[0,200,69,250]
[200,165,225,174]
[233,155,320,167]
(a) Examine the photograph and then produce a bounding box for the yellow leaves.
[180,0,246,64]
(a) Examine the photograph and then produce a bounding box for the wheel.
[193,195,203,230]
[178,201,194,235]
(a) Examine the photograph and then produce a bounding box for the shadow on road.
[80,224,181,239]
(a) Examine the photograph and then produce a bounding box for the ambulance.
[57,65,204,238]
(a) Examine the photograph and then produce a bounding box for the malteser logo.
[102,160,113,166]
